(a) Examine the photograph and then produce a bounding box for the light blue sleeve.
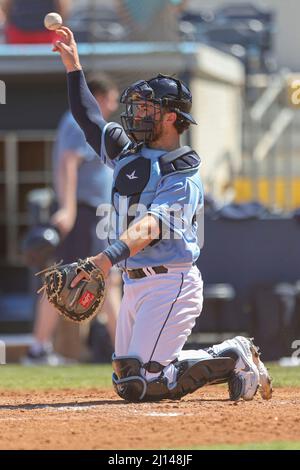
[148,172,203,236]
[57,117,90,159]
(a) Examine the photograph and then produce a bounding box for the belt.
[126,265,168,279]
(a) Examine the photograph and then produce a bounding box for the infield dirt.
[0,386,299,450]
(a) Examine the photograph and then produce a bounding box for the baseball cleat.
[248,338,273,400]
[228,336,273,401]
[229,339,259,401]
[210,336,260,401]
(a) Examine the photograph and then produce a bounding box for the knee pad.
[112,355,147,402]
[112,355,170,402]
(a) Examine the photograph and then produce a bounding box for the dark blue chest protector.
[111,145,201,234]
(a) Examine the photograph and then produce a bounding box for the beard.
[130,118,163,144]
[151,121,164,142]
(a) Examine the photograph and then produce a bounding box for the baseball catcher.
[36,258,106,323]
[48,25,273,403]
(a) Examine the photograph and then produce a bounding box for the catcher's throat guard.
[36,258,106,323]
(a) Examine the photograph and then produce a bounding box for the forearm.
[56,0,71,20]
[59,152,79,214]
[54,28,119,158]
[1,0,11,16]
[71,216,161,284]
[67,71,106,155]
[92,214,160,271]
[120,214,160,257]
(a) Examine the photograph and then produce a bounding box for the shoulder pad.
[159,146,201,176]
[104,122,131,160]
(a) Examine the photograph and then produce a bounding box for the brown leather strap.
[126,265,168,279]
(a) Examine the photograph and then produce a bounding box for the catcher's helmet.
[120,73,197,143]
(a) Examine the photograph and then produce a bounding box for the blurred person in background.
[0,4,5,24]
[0,6,5,43]
[23,73,121,365]
[116,0,187,42]
[1,0,70,44]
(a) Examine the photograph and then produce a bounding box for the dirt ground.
[0,386,299,450]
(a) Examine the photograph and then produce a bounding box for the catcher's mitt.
[36,258,106,323]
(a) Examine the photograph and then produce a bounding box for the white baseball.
[44,12,63,31]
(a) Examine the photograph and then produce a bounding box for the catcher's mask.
[120,74,197,144]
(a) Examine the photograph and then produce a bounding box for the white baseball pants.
[115,264,210,384]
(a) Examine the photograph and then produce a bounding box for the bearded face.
[121,98,165,144]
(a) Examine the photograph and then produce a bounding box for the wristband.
[103,240,130,266]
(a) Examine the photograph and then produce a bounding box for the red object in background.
[5,24,57,44]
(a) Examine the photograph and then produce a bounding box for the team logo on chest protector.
[115,157,151,196]
[126,170,138,180]
[113,156,157,229]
